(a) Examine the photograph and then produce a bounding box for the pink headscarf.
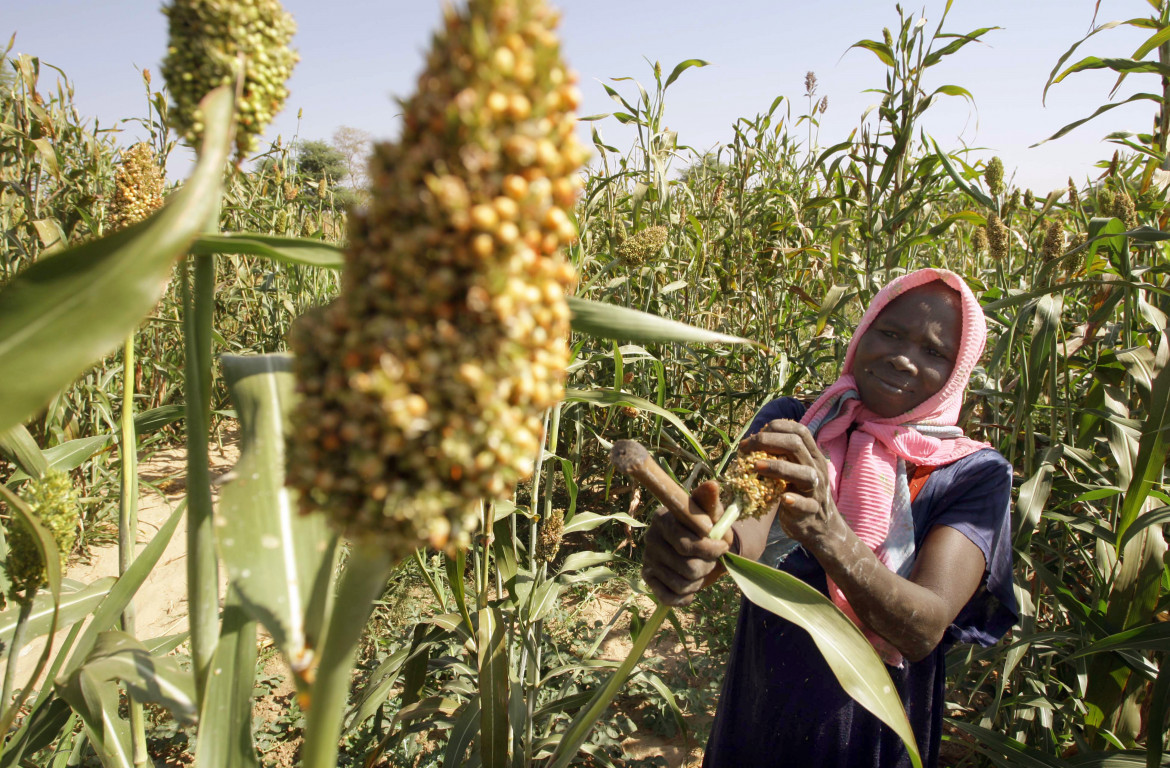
[800,268,989,664]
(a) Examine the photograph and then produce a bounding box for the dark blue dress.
[702,398,1018,768]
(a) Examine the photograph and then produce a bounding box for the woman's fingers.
[753,457,818,493]
[641,508,727,605]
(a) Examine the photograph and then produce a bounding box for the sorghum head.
[4,471,79,596]
[536,507,564,562]
[1112,190,1138,231]
[984,156,1004,197]
[109,142,165,230]
[986,213,1009,261]
[616,225,667,266]
[288,0,586,559]
[161,0,299,159]
[723,451,786,519]
[1041,218,1064,262]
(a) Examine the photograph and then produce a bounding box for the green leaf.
[133,404,185,435]
[64,631,196,722]
[195,595,260,768]
[0,87,234,436]
[560,511,644,534]
[477,606,509,768]
[0,577,115,648]
[568,296,760,347]
[0,425,47,479]
[1067,621,1170,660]
[62,500,186,679]
[663,59,709,89]
[931,138,995,209]
[42,435,112,472]
[721,553,922,768]
[850,39,897,67]
[1030,92,1160,147]
[442,697,481,767]
[1116,347,1170,544]
[218,354,333,674]
[191,233,344,269]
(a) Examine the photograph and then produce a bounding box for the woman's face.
[852,283,962,418]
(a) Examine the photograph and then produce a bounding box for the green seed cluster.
[161,0,298,159]
[984,156,1004,197]
[536,508,564,562]
[1064,232,1088,275]
[109,142,165,230]
[4,471,79,596]
[288,0,587,558]
[723,451,787,520]
[971,224,989,253]
[616,226,667,266]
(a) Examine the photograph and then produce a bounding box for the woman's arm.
[739,420,986,662]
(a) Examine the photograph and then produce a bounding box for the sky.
[4,1,1160,194]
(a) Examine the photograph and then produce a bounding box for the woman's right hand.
[640,481,731,606]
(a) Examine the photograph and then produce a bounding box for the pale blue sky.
[5,1,1158,192]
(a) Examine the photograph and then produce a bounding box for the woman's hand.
[737,419,836,545]
[641,481,730,606]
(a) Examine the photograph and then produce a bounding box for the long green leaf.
[477,606,509,768]
[1116,347,1170,543]
[0,425,46,479]
[0,577,115,647]
[721,553,923,768]
[62,631,196,722]
[218,354,332,673]
[0,87,233,435]
[568,296,759,347]
[663,59,709,89]
[195,595,260,768]
[190,233,344,269]
[61,500,185,679]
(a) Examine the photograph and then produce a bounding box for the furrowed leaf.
[218,354,332,673]
[477,606,509,768]
[195,595,260,768]
[0,424,47,479]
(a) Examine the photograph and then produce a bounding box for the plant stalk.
[183,254,219,700]
[119,332,150,767]
[301,541,392,768]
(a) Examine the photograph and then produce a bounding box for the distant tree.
[678,152,731,186]
[331,125,372,189]
[296,139,347,184]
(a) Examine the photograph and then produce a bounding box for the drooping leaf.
[0,577,115,647]
[721,553,922,768]
[568,296,760,347]
[191,233,344,269]
[0,425,46,480]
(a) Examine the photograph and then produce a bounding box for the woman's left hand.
[737,419,835,545]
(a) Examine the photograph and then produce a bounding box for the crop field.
[0,0,1168,766]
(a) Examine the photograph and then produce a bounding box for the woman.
[641,268,1017,767]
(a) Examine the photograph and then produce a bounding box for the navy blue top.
[702,398,1017,768]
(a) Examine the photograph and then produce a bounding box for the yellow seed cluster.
[1112,190,1138,231]
[4,471,79,596]
[287,0,587,558]
[971,225,989,253]
[986,213,1009,261]
[161,0,298,159]
[1064,232,1088,275]
[536,508,565,562]
[616,225,668,266]
[1041,218,1065,262]
[984,156,1004,197]
[109,142,165,230]
[722,451,787,520]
